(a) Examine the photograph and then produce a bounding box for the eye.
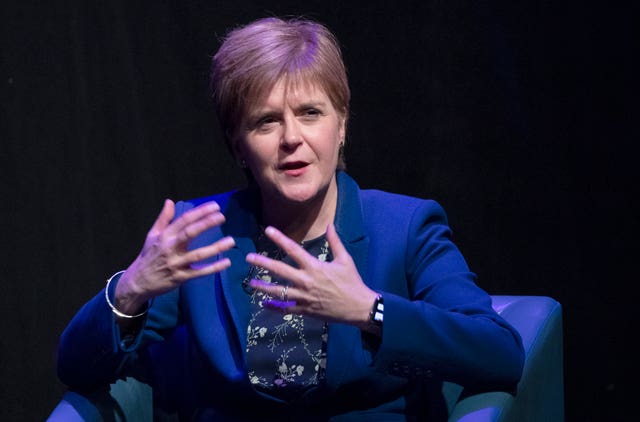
[252,115,279,132]
[258,116,276,125]
[301,108,322,121]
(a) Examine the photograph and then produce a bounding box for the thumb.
[148,199,175,235]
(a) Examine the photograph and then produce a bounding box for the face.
[235,79,346,208]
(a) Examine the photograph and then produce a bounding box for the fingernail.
[265,226,276,236]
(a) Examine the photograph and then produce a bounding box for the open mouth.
[278,161,308,170]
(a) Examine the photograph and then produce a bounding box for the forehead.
[253,77,328,110]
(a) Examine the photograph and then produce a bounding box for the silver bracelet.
[104,270,150,319]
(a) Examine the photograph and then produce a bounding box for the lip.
[278,161,309,176]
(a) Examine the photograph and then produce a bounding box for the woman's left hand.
[246,223,378,328]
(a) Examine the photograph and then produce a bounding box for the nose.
[281,118,302,149]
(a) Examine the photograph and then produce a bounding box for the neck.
[260,181,338,243]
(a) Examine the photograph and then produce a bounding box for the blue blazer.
[57,172,524,420]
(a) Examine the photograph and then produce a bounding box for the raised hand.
[115,199,235,314]
[246,223,377,329]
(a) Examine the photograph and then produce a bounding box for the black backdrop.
[1,1,636,420]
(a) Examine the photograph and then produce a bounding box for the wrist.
[368,293,384,335]
[117,266,151,308]
[107,271,151,319]
[355,292,383,336]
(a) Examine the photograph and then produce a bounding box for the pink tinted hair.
[210,17,350,166]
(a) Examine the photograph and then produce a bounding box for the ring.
[280,285,289,302]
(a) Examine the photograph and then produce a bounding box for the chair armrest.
[47,377,153,422]
[448,295,564,422]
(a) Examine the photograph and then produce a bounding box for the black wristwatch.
[369,294,384,329]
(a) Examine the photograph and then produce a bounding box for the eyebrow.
[248,100,328,120]
[294,101,328,110]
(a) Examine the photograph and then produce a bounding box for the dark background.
[1,1,636,420]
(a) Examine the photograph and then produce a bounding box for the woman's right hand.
[114,199,235,315]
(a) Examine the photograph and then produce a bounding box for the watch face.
[373,310,384,323]
[371,296,384,324]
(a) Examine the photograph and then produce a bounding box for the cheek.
[232,137,247,161]
[243,140,276,168]
[323,127,343,154]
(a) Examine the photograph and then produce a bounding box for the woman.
[57,17,524,421]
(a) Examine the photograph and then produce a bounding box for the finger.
[246,251,301,283]
[262,299,298,312]
[262,226,313,268]
[167,202,226,246]
[164,256,233,286]
[176,211,226,246]
[249,279,298,305]
[148,199,175,236]
[187,257,232,277]
[168,201,222,237]
[326,223,349,262]
[178,236,235,267]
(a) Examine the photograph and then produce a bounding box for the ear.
[338,112,347,144]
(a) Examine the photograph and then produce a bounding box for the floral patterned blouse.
[245,232,331,403]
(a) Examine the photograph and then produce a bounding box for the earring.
[240,159,247,169]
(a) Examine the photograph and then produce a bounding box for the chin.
[280,189,319,204]
[261,174,334,207]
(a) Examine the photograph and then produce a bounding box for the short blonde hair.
[210,17,350,166]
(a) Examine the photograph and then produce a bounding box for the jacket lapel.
[218,189,261,356]
[220,237,254,349]
[179,189,259,371]
[325,172,371,390]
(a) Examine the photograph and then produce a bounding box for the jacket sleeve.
[56,201,196,390]
[371,199,525,391]
[55,273,181,390]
